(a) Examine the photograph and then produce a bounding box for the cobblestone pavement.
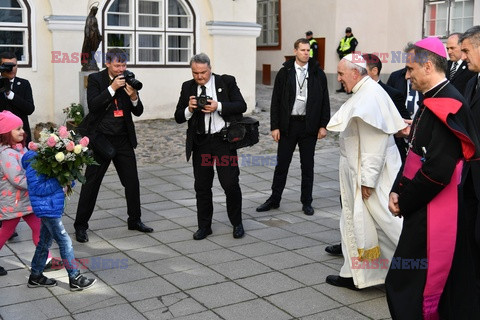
[0,88,396,320]
[134,85,348,167]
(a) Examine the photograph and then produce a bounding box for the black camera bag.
[227,116,259,149]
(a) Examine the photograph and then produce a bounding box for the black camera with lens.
[0,62,15,73]
[0,62,15,94]
[122,70,143,90]
[196,94,211,110]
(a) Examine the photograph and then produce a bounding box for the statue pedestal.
[79,71,96,116]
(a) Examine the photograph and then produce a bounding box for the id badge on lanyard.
[113,99,124,117]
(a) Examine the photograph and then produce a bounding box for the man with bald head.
[326,53,406,290]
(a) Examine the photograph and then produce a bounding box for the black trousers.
[270,118,317,205]
[192,134,242,230]
[74,134,141,231]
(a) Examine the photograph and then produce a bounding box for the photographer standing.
[74,48,153,243]
[0,52,35,144]
[174,53,246,240]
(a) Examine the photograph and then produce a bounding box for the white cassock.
[327,76,406,289]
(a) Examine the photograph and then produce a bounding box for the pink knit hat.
[415,37,447,58]
[0,111,23,134]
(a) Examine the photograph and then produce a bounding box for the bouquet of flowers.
[27,126,98,195]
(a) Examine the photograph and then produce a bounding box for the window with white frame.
[0,0,30,64]
[104,0,194,66]
[424,0,473,38]
[257,0,279,47]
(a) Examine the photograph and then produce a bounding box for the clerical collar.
[351,76,369,94]
[423,79,448,98]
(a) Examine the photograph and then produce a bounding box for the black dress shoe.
[326,275,359,291]
[233,224,245,239]
[193,228,212,240]
[0,266,7,276]
[75,229,89,243]
[302,204,314,216]
[256,200,280,212]
[325,244,342,255]
[128,221,154,233]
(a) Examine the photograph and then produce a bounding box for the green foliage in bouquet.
[27,126,98,195]
[63,103,85,126]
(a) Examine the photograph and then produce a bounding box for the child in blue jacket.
[22,150,96,291]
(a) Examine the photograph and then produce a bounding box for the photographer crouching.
[74,48,153,243]
[174,53,246,240]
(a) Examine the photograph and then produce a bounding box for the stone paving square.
[0,90,394,319]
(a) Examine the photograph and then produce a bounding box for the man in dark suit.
[74,48,153,243]
[387,67,422,118]
[460,26,480,313]
[447,33,476,96]
[256,38,330,216]
[0,52,35,143]
[175,53,246,240]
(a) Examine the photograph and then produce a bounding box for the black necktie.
[197,86,206,133]
[473,76,480,101]
[450,62,458,80]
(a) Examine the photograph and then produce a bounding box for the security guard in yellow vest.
[336,27,358,92]
[336,27,358,59]
[305,31,318,61]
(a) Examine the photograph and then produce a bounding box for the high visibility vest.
[339,36,355,53]
[309,38,317,58]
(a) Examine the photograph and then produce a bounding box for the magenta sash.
[402,151,462,320]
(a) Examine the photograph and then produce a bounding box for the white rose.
[55,152,65,162]
[74,144,83,154]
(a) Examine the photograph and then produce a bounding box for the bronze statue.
[81,5,102,71]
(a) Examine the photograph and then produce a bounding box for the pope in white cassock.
[326,54,407,290]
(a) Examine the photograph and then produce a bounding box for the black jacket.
[378,80,410,163]
[447,60,476,96]
[378,80,410,119]
[83,69,143,148]
[387,68,408,96]
[270,58,330,135]
[174,74,247,161]
[0,76,35,143]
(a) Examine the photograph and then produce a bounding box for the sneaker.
[28,274,57,288]
[69,274,96,291]
[0,266,7,276]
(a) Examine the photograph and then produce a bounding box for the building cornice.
[206,21,261,37]
[44,15,86,31]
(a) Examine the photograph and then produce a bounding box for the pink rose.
[79,136,89,147]
[58,126,69,139]
[66,141,75,151]
[47,136,57,147]
[28,141,38,151]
